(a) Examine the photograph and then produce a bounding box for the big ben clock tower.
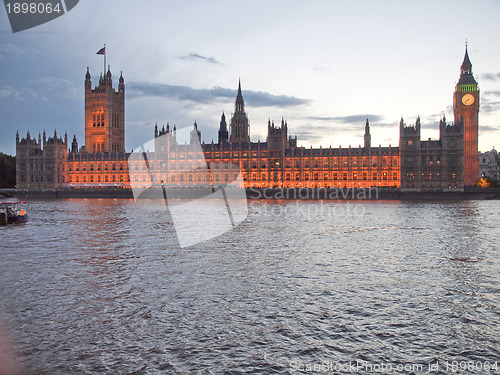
[453,44,479,187]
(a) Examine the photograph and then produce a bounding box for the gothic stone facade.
[400,116,463,190]
[84,66,125,154]
[16,130,68,189]
[16,47,479,191]
[144,118,399,189]
[399,46,479,190]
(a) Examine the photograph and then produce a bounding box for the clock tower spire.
[453,44,479,187]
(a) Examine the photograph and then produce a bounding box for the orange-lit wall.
[64,145,400,189]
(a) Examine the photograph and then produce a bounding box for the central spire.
[229,79,250,143]
[235,78,245,113]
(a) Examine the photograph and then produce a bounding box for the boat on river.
[0,198,28,225]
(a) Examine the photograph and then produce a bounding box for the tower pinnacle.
[229,80,250,143]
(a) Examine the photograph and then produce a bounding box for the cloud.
[127,81,309,108]
[179,53,223,65]
[312,66,331,74]
[483,90,500,98]
[306,115,384,124]
[244,90,310,107]
[293,130,326,142]
[289,119,397,142]
[420,122,439,130]
[479,125,500,132]
[480,101,500,114]
[480,72,500,81]
[303,115,395,131]
[0,86,48,102]
[30,76,80,99]
[0,44,28,59]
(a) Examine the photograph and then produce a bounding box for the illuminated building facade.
[67,67,128,187]
[16,46,479,191]
[203,117,399,189]
[16,67,129,189]
[145,91,400,189]
[85,66,125,154]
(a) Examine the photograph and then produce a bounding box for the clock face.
[462,93,474,106]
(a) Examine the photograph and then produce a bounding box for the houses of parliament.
[16,46,479,191]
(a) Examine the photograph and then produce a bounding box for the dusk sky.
[1,0,499,155]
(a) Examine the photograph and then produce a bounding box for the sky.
[1,0,499,156]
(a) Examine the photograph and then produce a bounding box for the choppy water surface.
[0,199,499,374]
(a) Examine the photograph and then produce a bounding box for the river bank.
[5,187,500,200]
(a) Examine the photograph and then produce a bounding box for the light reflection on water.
[0,199,499,374]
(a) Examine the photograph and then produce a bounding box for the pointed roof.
[234,78,245,113]
[461,45,472,68]
[236,78,243,102]
[458,45,477,85]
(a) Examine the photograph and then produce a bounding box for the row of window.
[129,172,399,183]
[68,164,126,171]
[19,175,53,183]
[204,151,398,158]
[71,174,129,183]
[133,160,399,170]
[405,173,456,180]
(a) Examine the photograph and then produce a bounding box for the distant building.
[478,148,499,181]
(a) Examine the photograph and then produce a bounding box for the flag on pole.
[97,45,106,75]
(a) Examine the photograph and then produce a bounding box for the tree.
[0,153,16,188]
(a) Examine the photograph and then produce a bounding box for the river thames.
[0,198,499,374]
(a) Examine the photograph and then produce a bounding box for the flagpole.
[104,43,106,75]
